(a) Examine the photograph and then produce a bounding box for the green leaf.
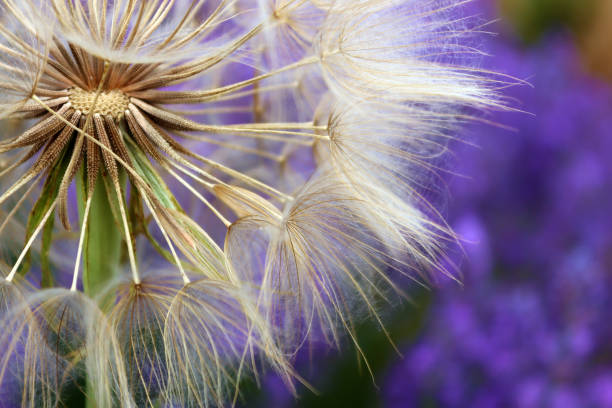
[20,145,71,277]
[125,137,225,278]
[40,208,55,288]
[129,187,177,266]
[125,137,181,211]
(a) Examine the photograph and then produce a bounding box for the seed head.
[68,88,130,119]
[0,0,506,406]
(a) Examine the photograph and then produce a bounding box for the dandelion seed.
[0,287,115,408]
[0,1,52,119]
[163,278,283,407]
[0,0,504,406]
[226,171,411,359]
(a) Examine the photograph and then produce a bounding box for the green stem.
[78,173,123,298]
[77,171,124,408]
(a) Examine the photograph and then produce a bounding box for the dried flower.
[0,0,501,406]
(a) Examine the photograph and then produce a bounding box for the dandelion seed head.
[68,88,130,119]
[0,0,507,405]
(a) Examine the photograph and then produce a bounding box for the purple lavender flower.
[383,30,612,408]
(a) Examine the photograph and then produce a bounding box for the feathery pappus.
[0,0,504,406]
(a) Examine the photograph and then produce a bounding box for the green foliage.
[499,0,596,43]
[20,146,71,280]
[243,289,432,408]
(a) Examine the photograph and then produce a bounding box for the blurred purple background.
[383,0,612,406]
[246,0,612,407]
[384,36,612,408]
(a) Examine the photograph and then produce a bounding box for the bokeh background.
[243,0,612,406]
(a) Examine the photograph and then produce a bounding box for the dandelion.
[0,0,502,406]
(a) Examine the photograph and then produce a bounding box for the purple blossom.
[383,28,612,408]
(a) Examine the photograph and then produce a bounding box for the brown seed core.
[69,88,130,119]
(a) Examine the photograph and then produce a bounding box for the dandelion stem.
[183,150,294,202]
[175,132,283,161]
[71,193,92,291]
[139,190,191,284]
[197,82,298,104]
[0,153,32,178]
[0,174,41,236]
[191,131,315,145]
[130,55,319,103]
[5,198,58,282]
[165,166,232,228]
[166,156,221,187]
[0,171,37,206]
[112,179,141,284]
[77,171,124,297]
